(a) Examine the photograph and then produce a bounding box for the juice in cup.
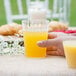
[22,20,48,58]
[63,40,76,68]
[23,31,47,57]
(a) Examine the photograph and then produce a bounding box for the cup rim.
[63,40,76,47]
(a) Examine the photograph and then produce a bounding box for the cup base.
[25,55,46,58]
[68,65,76,69]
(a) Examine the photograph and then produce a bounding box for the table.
[0,55,76,76]
[0,27,76,76]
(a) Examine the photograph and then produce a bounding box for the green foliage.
[0,0,76,26]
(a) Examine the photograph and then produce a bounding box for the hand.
[37,32,76,56]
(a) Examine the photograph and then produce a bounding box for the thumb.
[37,38,58,47]
[48,32,57,39]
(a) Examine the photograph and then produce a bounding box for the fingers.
[47,50,59,56]
[47,49,65,56]
[48,32,57,39]
[47,46,57,51]
[37,38,58,47]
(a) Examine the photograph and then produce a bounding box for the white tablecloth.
[0,27,76,76]
[0,55,76,76]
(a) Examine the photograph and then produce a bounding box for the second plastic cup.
[63,40,76,68]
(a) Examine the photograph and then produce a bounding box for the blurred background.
[0,0,76,26]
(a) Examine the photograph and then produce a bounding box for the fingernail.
[37,41,43,46]
[37,41,42,44]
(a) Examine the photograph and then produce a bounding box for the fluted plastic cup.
[22,20,48,58]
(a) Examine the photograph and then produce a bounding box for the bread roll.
[0,23,22,36]
[48,21,68,32]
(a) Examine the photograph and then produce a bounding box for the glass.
[22,20,48,58]
[28,7,47,21]
[63,40,76,68]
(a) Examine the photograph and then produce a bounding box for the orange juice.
[63,40,76,68]
[23,31,48,58]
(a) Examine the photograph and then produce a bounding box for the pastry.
[0,23,22,36]
[48,21,68,32]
